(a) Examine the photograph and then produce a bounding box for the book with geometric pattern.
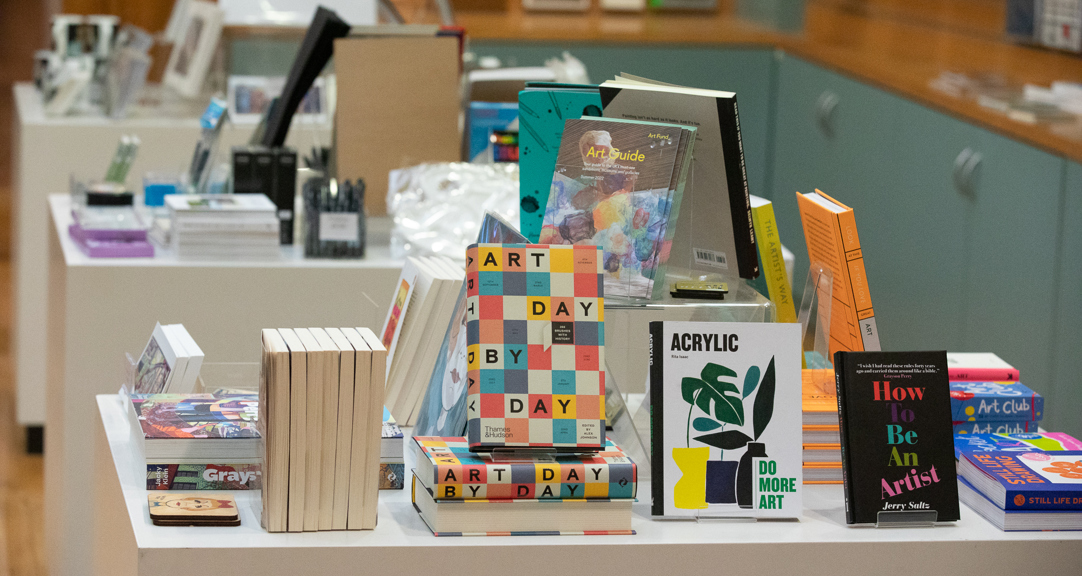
[412,436,636,500]
[464,243,606,451]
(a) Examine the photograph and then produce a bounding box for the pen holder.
[303,175,366,259]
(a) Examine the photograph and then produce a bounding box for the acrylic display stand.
[121,352,258,398]
[798,261,834,377]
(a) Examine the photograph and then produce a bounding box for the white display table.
[93,395,1082,576]
[13,83,331,428]
[47,195,401,576]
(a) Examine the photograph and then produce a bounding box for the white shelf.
[94,394,1082,575]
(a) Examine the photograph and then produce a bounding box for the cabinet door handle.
[816,91,839,136]
[953,148,982,196]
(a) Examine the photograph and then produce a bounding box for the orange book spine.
[833,208,880,351]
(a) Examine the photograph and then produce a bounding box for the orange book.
[795,190,881,358]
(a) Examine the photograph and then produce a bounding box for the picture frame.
[164,0,224,99]
[226,75,329,124]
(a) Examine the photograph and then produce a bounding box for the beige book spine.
[342,328,372,530]
[293,328,323,531]
[277,328,307,533]
[326,328,355,531]
[356,327,387,530]
[310,328,340,531]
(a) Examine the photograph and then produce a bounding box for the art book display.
[834,351,960,524]
[464,243,606,450]
[539,117,695,299]
[649,321,802,518]
[128,394,259,461]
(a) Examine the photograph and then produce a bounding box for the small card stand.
[797,261,834,379]
[875,510,938,528]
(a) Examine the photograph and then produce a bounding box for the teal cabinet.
[1052,162,1082,435]
[469,42,775,205]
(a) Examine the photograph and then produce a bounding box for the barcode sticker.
[694,248,729,269]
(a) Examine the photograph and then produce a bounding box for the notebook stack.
[258,327,386,532]
[166,194,280,260]
[379,408,405,490]
[958,451,1082,531]
[801,369,842,484]
[129,393,262,491]
[381,255,465,426]
[410,243,637,535]
[948,353,1043,435]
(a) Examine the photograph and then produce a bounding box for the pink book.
[947,352,1018,382]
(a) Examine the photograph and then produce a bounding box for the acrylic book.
[412,436,636,500]
[649,321,802,518]
[538,117,690,299]
[946,352,1019,382]
[949,381,1043,422]
[954,433,1082,460]
[414,212,528,439]
[958,451,1082,511]
[518,83,602,242]
[464,243,606,450]
[833,350,960,524]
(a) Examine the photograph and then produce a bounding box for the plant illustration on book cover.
[539,118,681,298]
[650,321,802,518]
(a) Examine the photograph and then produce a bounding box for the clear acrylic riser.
[603,282,776,480]
[122,352,258,398]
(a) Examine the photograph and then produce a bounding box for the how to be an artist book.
[834,351,960,524]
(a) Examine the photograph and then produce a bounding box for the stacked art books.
[166,194,280,260]
[134,323,204,394]
[129,394,261,490]
[381,255,465,426]
[958,451,1082,530]
[948,353,1044,435]
[410,241,638,535]
[380,408,405,490]
[259,328,386,532]
[801,368,842,484]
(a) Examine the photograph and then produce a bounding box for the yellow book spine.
[751,202,797,323]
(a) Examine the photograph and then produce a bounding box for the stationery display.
[302,177,366,258]
[464,243,607,450]
[410,436,636,535]
[133,323,204,394]
[834,350,960,524]
[259,328,386,532]
[958,451,1082,530]
[649,321,802,518]
[539,117,696,299]
[165,194,280,260]
[104,135,140,184]
[68,193,154,258]
[103,25,153,119]
[148,493,240,527]
[382,256,465,426]
[232,145,298,244]
[600,75,758,281]
[796,190,880,356]
[188,98,229,194]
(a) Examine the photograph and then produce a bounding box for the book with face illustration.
[539,117,693,299]
[148,493,240,526]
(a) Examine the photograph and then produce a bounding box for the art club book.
[834,351,960,524]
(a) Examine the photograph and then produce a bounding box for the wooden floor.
[0,0,49,575]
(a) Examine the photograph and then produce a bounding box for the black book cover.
[273,148,297,245]
[649,321,664,517]
[834,351,960,524]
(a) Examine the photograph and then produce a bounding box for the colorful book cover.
[834,351,960,524]
[131,394,259,439]
[379,462,405,490]
[954,433,1082,459]
[147,463,262,490]
[539,117,684,299]
[518,85,602,242]
[464,243,606,450]
[649,321,803,518]
[960,451,1082,510]
[950,381,1043,422]
[414,212,528,439]
[749,195,796,323]
[954,420,1041,435]
[468,102,519,162]
[413,436,636,500]
[946,352,1019,382]
[380,274,414,352]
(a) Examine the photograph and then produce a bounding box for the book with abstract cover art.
[465,244,606,451]
[954,432,1082,459]
[414,212,528,439]
[412,436,635,500]
[539,117,687,299]
[131,394,260,439]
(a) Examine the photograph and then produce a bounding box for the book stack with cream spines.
[165,193,280,260]
[801,368,841,484]
[259,327,386,532]
[948,353,1044,437]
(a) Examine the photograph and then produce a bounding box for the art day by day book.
[834,351,960,524]
[464,243,606,451]
[649,321,802,518]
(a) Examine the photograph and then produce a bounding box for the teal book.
[518,83,602,242]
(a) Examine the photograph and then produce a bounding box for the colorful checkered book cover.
[464,243,606,450]
[413,436,636,500]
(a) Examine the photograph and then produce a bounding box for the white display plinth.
[47,195,400,576]
[94,395,1082,576]
[14,83,332,427]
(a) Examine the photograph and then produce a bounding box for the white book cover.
[649,321,802,519]
[166,193,276,213]
[162,325,190,394]
[169,324,204,393]
[945,353,1014,370]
